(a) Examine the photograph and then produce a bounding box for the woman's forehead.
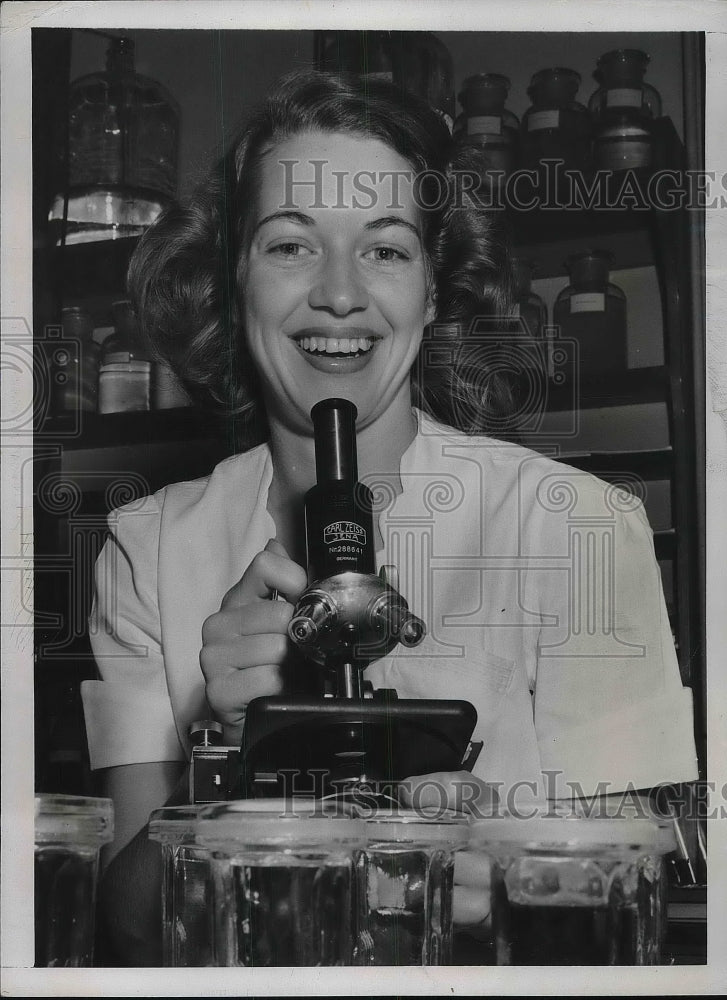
[254,129,420,218]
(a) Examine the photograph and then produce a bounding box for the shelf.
[514,227,655,279]
[559,447,673,480]
[507,117,686,277]
[38,406,231,451]
[510,365,668,415]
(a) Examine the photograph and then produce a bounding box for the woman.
[82,70,698,965]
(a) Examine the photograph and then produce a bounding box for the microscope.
[190,398,480,803]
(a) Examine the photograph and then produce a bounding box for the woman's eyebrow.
[252,210,315,236]
[364,216,421,239]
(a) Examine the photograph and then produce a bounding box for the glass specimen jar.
[511,257,547,342]
[454,74,520,177]
[553,249,627,377]
[316,31,455,131]
[148,805,215,966]
[588,49,661,171]
[520,67,592,172]
[351,807,470,966]
[49,35,179,245]
[468,813,677,966]
[34,793,114,967]
[196,799,366,967]
[98,299,151,413]
[53,305,100,414]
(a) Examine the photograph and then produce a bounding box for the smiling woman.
[241,131,434,436]
[126,70,516,445]
[82,70,699,967]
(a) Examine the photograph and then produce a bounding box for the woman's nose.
[308,255,369,315]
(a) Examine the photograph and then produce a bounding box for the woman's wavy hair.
[128,69,519,445]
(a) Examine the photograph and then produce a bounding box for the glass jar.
[520,68,591,171]
[196,799,367,967]
[511,258,547,341]
[351,807,470,966]
[589,50,661,171]
[53,305,100,414]
[49,36,179,245]
[316,31,455,131]
[553,249,627,377]
[468,814,676,966]
[148,805,215,966]
[98,299,151,413]
[34,793,114,967]
[454,74,520,177]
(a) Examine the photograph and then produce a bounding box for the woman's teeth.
[299,336,374,355]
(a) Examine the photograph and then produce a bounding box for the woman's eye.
[269,242,309,258]
[367,246,410,262]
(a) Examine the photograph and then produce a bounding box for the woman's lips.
[291,329,380,374]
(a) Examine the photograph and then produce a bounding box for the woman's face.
[241,129,435,433]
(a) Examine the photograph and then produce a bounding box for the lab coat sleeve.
[532,493,699,798]
[80,491,186,770]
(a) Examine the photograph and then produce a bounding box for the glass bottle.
[316,31,455,132]
[553,250,627,377]
[49,36,180,245]
[35,794,114,967]
[511,258,547,341]
[520,68,591,171]
[53,305,100,414]
[98,299,151,413]
[453,74,520,176]
[588,49,661,171]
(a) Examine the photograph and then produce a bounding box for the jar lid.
[148,804,207,842]
[462,72,511,90]
[35,793,114,847]
[196,798,367,850]
[564,247,614,269]
[468,813,676,854]
[355,807,471,846]
[597,48,650,68]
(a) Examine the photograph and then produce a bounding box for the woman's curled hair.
[128,69,519,445]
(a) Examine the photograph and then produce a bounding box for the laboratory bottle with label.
[453,74,520,177]
[553,250,627,376]
[588,49,661,171]
[520,67,591,172]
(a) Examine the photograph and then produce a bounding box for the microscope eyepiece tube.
[311,398,358,483]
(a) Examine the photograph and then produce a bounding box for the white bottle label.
[467,114,502,136]
[528,109,560,131]
[570,292,606,313]
[606,88,642,108]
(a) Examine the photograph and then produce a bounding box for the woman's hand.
[399,770,497,933]
[200,539,307,745]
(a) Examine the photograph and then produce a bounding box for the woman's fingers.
[200,632,290,676]
[205,662,285,713]
[454,848,491,888]
[221,548,307,608]
[453,885,491,929]
[398,770,499,815]
[202,599,295,643]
